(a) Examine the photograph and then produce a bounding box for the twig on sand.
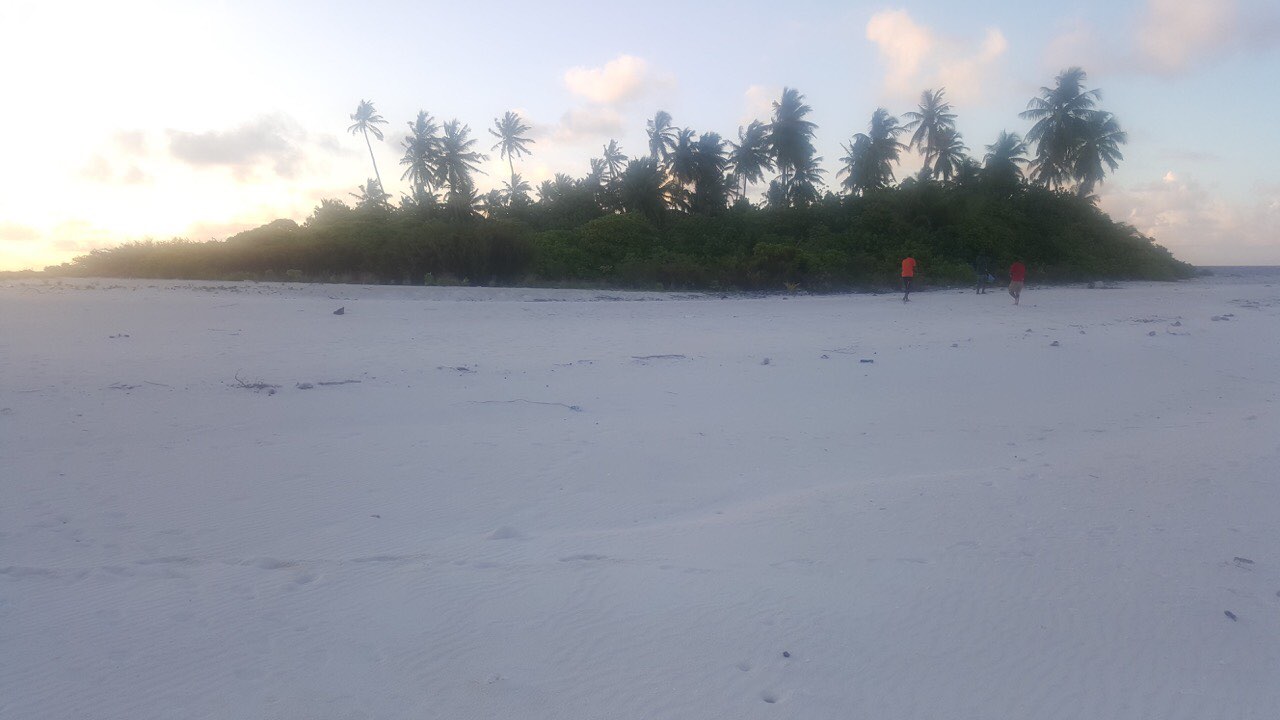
[144,381,173,388]
[316,379,361,386]
[470,399,583,412]
[232,373,281,394]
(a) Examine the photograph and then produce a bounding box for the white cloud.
[563,55,670,105]
[552,106,626,144]
[865,10,1007,104]
[741,85,779,126]
[1137,0,1237,73]
[1100,175,1280,265]
[166,115,317,180]
[0,222,41,243]
[1046,1,1279,77]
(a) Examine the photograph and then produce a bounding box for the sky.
[1,0,1278,271]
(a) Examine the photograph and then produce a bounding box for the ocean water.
[1192,266,1280,285]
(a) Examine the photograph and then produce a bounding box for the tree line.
[54,67,1192,287]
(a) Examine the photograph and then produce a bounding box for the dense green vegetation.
[49,68,1194,288]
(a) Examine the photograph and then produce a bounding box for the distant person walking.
[974,255,991,294]
[901,256,917,302]
[1008,260,1026,305]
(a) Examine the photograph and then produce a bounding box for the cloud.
[1137,0,1238,73]
[1047,1,1280,77]
[113,130,148,155]
[741,85,779,126]
[1100,174,1280,264]
[563,55,670,105]
[551,106,626,144]
[865,10,1007,104]
[41,220,125,258]
[166,115,316,180]
[0,222,41,243]
[81,154,152,185]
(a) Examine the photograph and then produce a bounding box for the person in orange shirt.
[901,256,917,302]
[1008,259,1026,305]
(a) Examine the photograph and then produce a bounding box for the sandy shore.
[3,274,1278,719]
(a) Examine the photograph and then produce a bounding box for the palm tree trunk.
[363,129,383,191]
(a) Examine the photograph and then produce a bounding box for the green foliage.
[61,182,1192,290]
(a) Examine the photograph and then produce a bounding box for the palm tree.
[646,111,678,163]
[728,120,774,202]
[902,88,957,179]
[503,173,533,208]
[489,111,535,193]
[1073,111,1127,197]
[446,182,482,220]
[435,119,488,206]
[599,139,629,208]
[1020,67,1099,190]
[350,178,391,211]
[931,127,969,183]
[843,108,906,194]
[837,135,871,195]
[601,139,628,185]
[690,132,731,215]
[583,157,609,209]
[767,87,818,201]
[479,188,507,216]
[982,131,1030,187]
[868,108,907,183]
[348,100,389,192]
[400,110,440,204]
[537,173,579,205]
[788,154,826,207]
[668,128,698,186]
[619,157,668,222]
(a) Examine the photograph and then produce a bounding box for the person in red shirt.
[901,256,917,302]
[1008,260,1026,305]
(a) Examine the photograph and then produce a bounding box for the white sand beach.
[3,273,1279,719]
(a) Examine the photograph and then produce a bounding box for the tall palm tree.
[619,157,668,223]
[435,119,488,206]
[1020,67,1099,190]
[788,154,826,207]
[646,111,678,163]
[601,140,628,185]
[982,131,1030,187]
[931,127,969,182]
[689,132,730,215]
[902,88,957,179]
[767,87,818,201]
[852,108,906,193]
[664,128,699,211]
[837,135,872,195]
[868,108,907,181]
[728,120,774,202]
[489,111,535,193]
[668,129,698,187]
[1073,111,1127,197]
[400,110,440,204]
[348,100,389,192]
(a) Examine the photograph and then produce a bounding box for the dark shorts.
[902,276,914,291]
